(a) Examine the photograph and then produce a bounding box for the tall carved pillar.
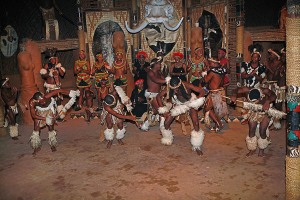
[190,23,203,57]
[77,1,85,52]
[286,1,300,199]
[185,0,192,57]
[235,0,244,85]
[18,39,39,124]
[132,0,139,53]
[24,40,44,93]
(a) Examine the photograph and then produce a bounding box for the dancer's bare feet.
[32,147,41,155]
[117,139,124,145]
[196,149,203,156]
[246,150,256,157]
[51,146,57,152]
[258,149,265,157]
[106,140,113,149]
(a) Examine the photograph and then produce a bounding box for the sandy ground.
[0,110,285,200]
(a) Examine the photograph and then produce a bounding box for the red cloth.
[136,51,148,59]
[135,79,144,85]
[173,52,184,59]
[219,58,228,67]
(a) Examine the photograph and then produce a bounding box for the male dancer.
[29,89,79,155]
[156,77,205,155]
[1,78,19,140]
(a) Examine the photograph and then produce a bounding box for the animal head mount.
[125,0,183,33]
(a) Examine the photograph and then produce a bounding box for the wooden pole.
[132,0,139,53]
[286,1,300,199]
[235,0,244,86]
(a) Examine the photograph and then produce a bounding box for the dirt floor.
[0,108,286,200]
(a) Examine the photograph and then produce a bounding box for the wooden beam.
[35,38,79,52]
[245,27,286,42]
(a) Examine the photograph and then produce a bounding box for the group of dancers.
[0,44,286,156]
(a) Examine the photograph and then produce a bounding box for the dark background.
[244,0,286,27]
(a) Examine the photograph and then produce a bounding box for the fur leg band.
[171,104,189,117]
[158,106,170,114]
[246,136,257,151]
[191,129,205,151]
[141,120,149,131]
[189,97,205,110]
[116,128,126,140]
[273,120,281,130]
[48,130,58,147]
[9,124,18,137]
[104,128,114,141]
[258,137,271,150]
[159,116,165,129]
[30,131,41,149]
[160,127,173,145]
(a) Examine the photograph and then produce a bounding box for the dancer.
[40,49,66,121]
[203,58,229,132]
[101,84,136,148]
[0,78,19,140]
[156,77,205,155]
[231,86,277,157]
[142,58,170,130]
[29,89,79,155]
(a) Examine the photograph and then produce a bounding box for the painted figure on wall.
[198,10,223,58]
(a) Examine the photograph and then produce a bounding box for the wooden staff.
[129,110,141,129]
[223,96,287,119]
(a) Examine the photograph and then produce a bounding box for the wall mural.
[85,11,132,67]
[198,10,223,58]
[92,20,126,66]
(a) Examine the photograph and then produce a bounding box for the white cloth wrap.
[190,129,205,151]
[48,130,58,147]
[246,136,257,151]
[104,128,114,141]
[9,124,18,137]
[160,127,173,146]
[144,90,158,99]
[116,128,126,140]
[30,131,41,149]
